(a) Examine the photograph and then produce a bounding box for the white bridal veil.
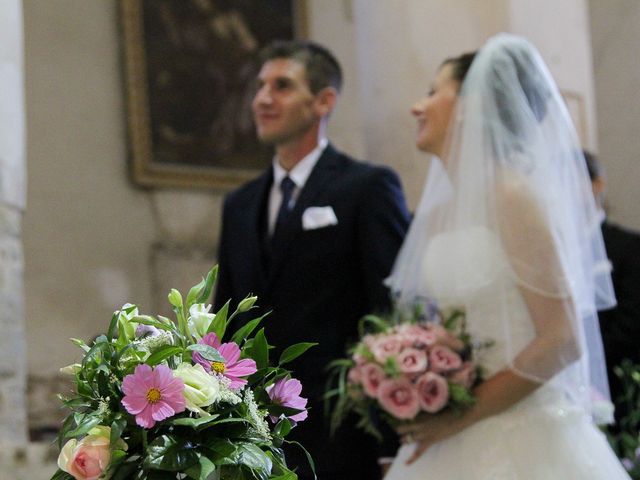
[387,34,616,422]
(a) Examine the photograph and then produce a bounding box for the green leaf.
[448,383,476,408]
[187,344,225,363]
[232,443,272,473]
[65,413,102,438]
[250,328,269,370]
[444,309,466,331]
[107,311,120,340]
[50,469,75,480]
[185,455,217,480]
[132,315,175,331]
[270,472,298,480]
[273,417,293,438]
[267,405,305,419]
[230,314,268,346]
[284,440,316,479]
[170,414,220,430]
[186,276,207,310]
[196,266,219,304]
[70,337,91,352]
[57,414,77,449]
[203,437,237,460]
[60,396,91,410]
[278,343,317,366]
[209,301,230,338]
[358,314,389,337]
[146,346,184,366]
[110,459,144,480]
[110,415,127,444]
[144,435,200,471]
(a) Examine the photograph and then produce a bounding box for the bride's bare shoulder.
[494,169,544,223]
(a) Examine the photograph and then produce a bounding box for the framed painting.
[120,0,307,189]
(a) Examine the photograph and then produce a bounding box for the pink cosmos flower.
[449,362,477,389]
[121,364,186,428]
[377,378,420,419]
[397,347,428,374]
[267,377,308,422]
[415,372,449,413]
[361,362,386,398]
[428,345,462,373]
[192,333,257,390]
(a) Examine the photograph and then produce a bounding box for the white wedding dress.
[385,227,631,480]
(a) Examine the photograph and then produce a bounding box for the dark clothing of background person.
[215,143,411,479]
[599,220,640,427]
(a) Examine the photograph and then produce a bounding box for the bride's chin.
[416,142,433,154]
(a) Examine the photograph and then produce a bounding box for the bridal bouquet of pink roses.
[326,306,485,441]
[52,266,315,480]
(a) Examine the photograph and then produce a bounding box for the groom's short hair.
[259,40,343,94]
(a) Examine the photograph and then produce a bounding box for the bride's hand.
[396,411,464,464]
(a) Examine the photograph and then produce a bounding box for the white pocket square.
[302,206,338,230]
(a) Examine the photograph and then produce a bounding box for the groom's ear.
[313,86,339,118]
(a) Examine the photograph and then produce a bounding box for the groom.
[215,40,410,478]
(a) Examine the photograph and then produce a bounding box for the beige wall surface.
[23,0,157,375]
[589,0,640,230]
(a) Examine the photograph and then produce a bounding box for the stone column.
[0,0,27,446]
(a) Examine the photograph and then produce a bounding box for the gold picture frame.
[120,0,307,189]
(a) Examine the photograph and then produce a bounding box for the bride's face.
[411,64,460,158]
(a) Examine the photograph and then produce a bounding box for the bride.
[384,34,631,479]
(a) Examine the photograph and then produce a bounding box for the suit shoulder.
[332,150,401,184]
[223,171,270,208]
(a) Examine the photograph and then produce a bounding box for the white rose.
[173,363,222,415]
[188,304,216,340]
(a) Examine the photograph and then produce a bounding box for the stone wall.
[0,0,27,448]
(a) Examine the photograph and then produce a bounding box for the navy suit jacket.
[215,144,410,478]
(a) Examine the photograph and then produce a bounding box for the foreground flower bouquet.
[52,266,316,480]
[325,305,486,441]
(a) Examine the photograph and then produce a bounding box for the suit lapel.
[267,145,343,287]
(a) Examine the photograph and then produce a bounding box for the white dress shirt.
[268,138,328,235]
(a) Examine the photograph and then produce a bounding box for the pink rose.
[353,352,367,365]
[398,324,437,349]
[361,362,386,398]
[377,378,420,419]
[449,362,477,389]
[371,335,403,363]
[347,365,363,384]
[428,345,462,373]
[427,323,465,352]
[362,334,377,350]
[58,426,116,480]
[397,347,428,374]
[415,372,450,413]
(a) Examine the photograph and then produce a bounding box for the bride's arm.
[400,176,581,464]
